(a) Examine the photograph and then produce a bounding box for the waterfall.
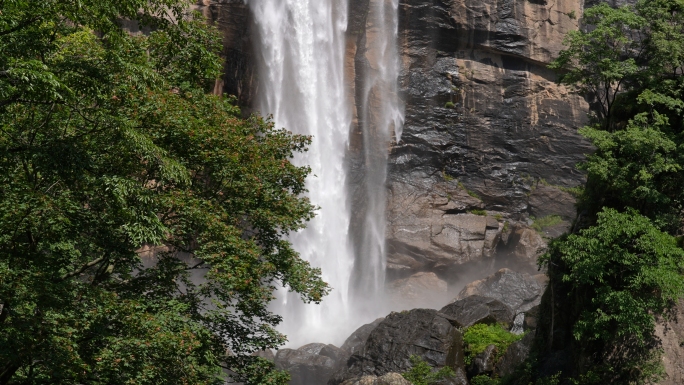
[350,0,404,308]
[248,0,403,348]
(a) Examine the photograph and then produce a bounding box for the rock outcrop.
[440,295,515,328]
[340,318,386,359]
[454,268,544,313]
[275,343,345,385]
[329,309,467,385]
[385,0,590,277]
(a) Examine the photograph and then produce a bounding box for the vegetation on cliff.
[0,1,326,384]
[534,0,684,383]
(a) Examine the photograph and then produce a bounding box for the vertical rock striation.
[386,0,593,278]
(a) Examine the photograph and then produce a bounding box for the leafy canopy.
[0,1,327,384]
[540,0,684,382]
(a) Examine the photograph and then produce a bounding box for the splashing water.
[248,0,403,348]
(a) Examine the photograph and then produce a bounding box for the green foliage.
[531,215,563,232]
[545,2,684,379]
[445,101,455,108]
[463,324,523,366]
[470,209,488,216]
[0,1,326,384]
[401,356,455,385]
[471,375,500,385]
[540,208,684,383]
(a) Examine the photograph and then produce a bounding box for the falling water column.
[348,0,404,307]
[248,0,355,347]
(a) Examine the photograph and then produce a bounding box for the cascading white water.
[350,0,404,306]
[248,0,403,348]
[249,0,355,347]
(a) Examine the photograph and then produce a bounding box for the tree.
[0,1,327,384]
[540,209,684,384]
[536,0,684,383]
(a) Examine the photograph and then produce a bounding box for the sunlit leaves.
[0,1,324,384]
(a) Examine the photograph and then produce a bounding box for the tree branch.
[0,16,41,37]
[60,257,105,280]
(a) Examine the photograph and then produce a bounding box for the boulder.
[495,332,535,377]
[455,268,543,313]
[439,295,515,328]
[341,318,385,358]
[275,343,343,385]
[330,309,467,385]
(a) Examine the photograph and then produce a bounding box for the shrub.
[531,215,563,232]
[401,356,455,385]
[463,324,523,365]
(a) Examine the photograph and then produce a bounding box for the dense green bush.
[463,324,523,365]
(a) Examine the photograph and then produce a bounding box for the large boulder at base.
[340,373,412,385]
[329,309,467,385]
[439,295,515,328]
[455,268,543,313]
[275,343,344,385]
[341,318,385,358]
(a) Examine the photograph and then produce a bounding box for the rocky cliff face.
[385,0,592,284]
[204,0,590,290]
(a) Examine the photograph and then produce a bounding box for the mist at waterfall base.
[248,0,404,348]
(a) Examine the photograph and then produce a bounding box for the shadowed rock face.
[329,309,467,385]
[439,295,515,328]
[455,268,544,313]
[275,343,345,385]
[194,0,256,108]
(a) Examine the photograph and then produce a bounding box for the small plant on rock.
[401,355,455,385]
[463,324,523,366]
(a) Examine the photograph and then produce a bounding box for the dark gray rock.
[523,305,540,331]
[330,309,467,385]
[454,268,544,313]
[341,318,385,358]
[468,344,498,378]
[276,344,342,385]
[495,332,535,377]
[439,295,515,328]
